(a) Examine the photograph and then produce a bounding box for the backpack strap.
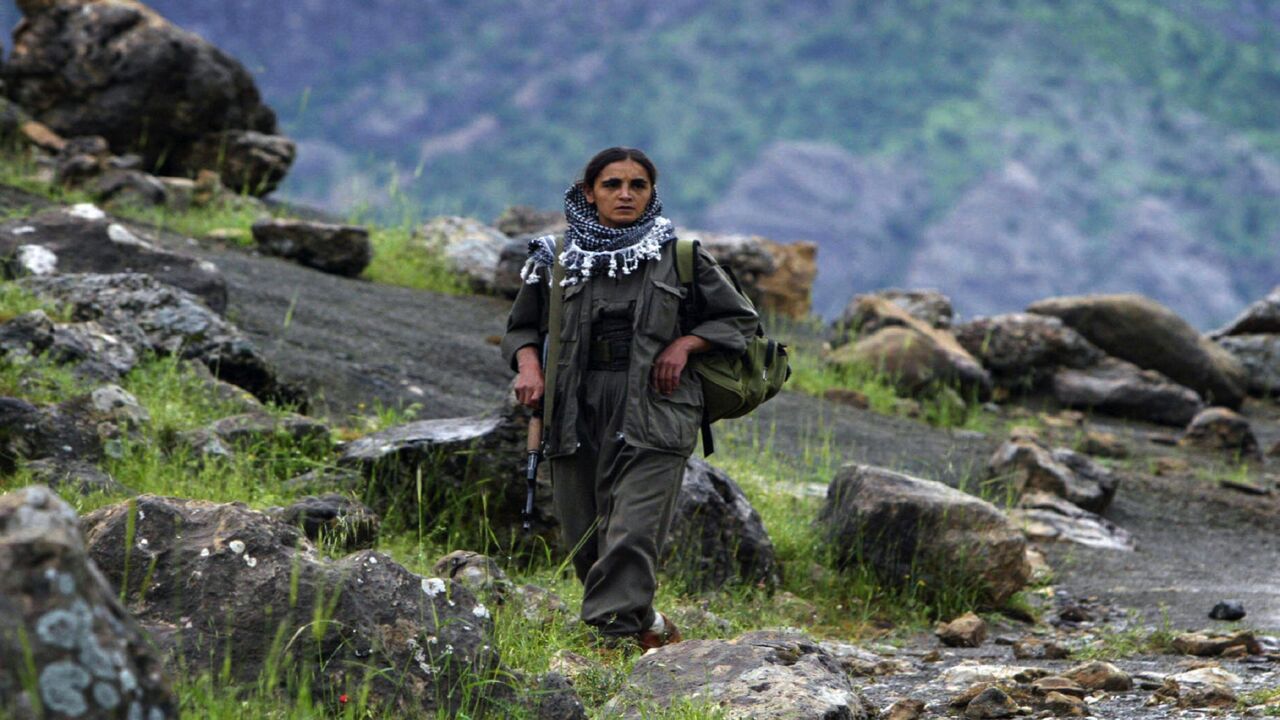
[675,238,716,457]
[541,238,566,448]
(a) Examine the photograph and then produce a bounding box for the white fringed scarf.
[521,183,675,287]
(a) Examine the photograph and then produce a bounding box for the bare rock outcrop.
[954,313,1103,392]
[1051,357,1204,426]
[251,218,372,277]
[0,205,227,313]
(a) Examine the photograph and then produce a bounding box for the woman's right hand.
[514,346,545,408]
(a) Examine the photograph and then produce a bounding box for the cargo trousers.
[548,366,686,637]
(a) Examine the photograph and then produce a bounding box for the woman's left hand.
[652,335,711,395]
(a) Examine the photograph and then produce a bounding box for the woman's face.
[584,159,654,228]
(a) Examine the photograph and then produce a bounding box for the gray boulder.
[172,129,296,196]
[987,436,1119,514]
[1011,492,1133,551]
[5,0,291,194]
[607,629,876,719]
[494,206,564,238]
[251,218,372,277]
[1051,357,1205,426]
[0,206,227,312]
[277,494,380,551]
[954,313,1104,392]
[0,396,99,470]
[24,458,131,497]
[840,288,954,332]
[663,457,781,591]
[415,216,510,293]
[818,464,1029,605]
[1216,334,1280,396]
[0,309,139,382]
[337,398,553,541]
[1212,286,1280,337]
[495,237,533,297]
[174,412,330,454]
[0,486,176,719]
[681,230,777,310]
[82,495,503,716]
[1028,294,1248,408]
[1179,407,1262,460]
[20,273,295,405]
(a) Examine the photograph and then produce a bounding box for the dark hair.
[580,147,658,191]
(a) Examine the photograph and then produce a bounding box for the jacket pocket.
[557,282,586,341]
[643,279,686,340]
[639,371,702,453]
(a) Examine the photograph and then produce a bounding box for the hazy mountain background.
[3,0,1278,326]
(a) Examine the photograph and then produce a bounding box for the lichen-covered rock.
[251,218,372,277]
[5,0,291,193]
[0,486,177,719]
[818,464,1029,605]
[1028,294,1248,408]
[606,630,876,719]
[432,550,512,600]
[1051,357,1204,426]
[987,436,1118,513]
[663,457,781,591]
[953,313,1103,391]
[0,206,227,312]
[1180,407,1261,459]
[20,272,295,405]
[681,230,777,310]
[82,495,503,716]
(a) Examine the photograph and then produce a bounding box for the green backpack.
[676,239,790,454]
[542,238,790,457]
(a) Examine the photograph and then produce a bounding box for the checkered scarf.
[521,183,675,286]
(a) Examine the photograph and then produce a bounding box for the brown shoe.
[636,612,682,651]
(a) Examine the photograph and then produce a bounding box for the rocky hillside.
[3,0,1277,326]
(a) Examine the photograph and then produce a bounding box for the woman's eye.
[601,179,622,188]
[630,181,649,190]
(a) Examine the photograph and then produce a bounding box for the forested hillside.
[4,0,1277,324]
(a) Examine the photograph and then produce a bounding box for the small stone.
[1180,407,1261,459]
[1061,661,1132,691]
[1171,630,1261,656]
[1209,600,1246,621]
[937,612,988,648]
[1043,690,1086,716]
[883,698,925,720]
[1031,676,1086,698]
[965,686,1018,719]
[1152,456,1189,475]
[1056,603,1093,623]
[1078,430,1129,459]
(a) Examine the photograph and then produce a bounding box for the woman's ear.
[582,182,596,205]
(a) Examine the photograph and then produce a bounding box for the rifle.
[521,336,549,532]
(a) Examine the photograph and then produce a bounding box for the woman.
[501,147,757,649]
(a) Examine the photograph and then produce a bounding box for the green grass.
[786,346,991,432]
[360,223,470,295]
[1070,609,1177,661]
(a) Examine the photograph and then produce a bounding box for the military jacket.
[501,240,758,457]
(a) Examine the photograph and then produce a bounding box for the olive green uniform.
[502,241,756,635]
